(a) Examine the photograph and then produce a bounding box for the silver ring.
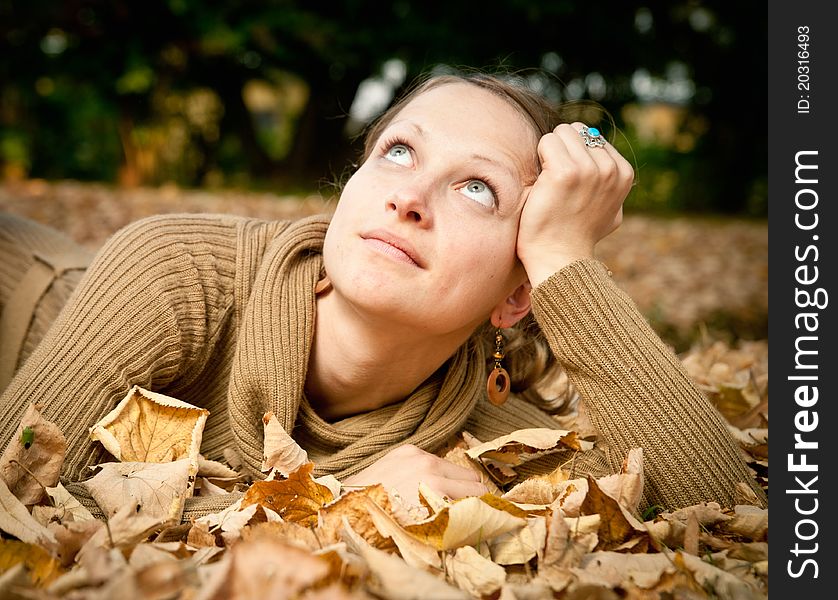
[579,125,606,148]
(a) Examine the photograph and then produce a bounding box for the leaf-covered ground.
[0,180,768,598]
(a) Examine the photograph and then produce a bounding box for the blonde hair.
[358,70,604,411]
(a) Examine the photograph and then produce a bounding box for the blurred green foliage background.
[0,0,766,215]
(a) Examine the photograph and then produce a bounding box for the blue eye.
[385,143,412,166]
[459,179,495,207]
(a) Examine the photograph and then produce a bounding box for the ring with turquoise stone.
[579,125,606,148]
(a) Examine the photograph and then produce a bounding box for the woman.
[0,73,766,518]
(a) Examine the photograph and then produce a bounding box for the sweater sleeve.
[529,259,766,510]
[0,214,240,481]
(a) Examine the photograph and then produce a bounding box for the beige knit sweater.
[0,212,765,514]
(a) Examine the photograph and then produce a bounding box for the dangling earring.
[486,329,510,406]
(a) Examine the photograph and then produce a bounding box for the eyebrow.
[388,120,525,183]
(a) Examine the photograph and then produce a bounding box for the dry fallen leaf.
[0,478,58,550]
[83,459,193,521]
[580,476,648,552]
[363,495,441,570]
[465,428,594,466]
[341,518,469,600]
[241,462,334,526]
[444,544,506,597]
[261,411,309,475]
[577,550,765,599]
[0,403,67,505]
[541,510,600,569]
[593,448,644,515]
[0,539,65,587]
[45,482,96,522]
[404,494,527,551]
[231,538,334,597]
[318,485,396,551]
[88,385,208,465]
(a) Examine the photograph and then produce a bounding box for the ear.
[490,281,532,329]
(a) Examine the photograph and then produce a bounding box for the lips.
[360,230,424,268]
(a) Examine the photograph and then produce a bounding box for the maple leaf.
[0,403,67,505]
[241,462,333,527]
[88,385,208,464]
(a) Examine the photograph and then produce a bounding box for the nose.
[386,183,433,227]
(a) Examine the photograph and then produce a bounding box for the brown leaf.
[318,485,395,550]
[580,476,647,552]
[541,510,599,569]
[683,511,700,556]
[578,551,765,600]
[465,428,593,466]
[47,519,103,567]
[88,385,208,464]
[75,501,166,566]
[489,515,547,565]
[82,459,193,521]
[0,403,67,505]
[187,520,220,549]
[241,462,333,526]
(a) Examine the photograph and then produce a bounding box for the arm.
[0,214,240,481]
[516,123,765,510]
[531,260,765,509]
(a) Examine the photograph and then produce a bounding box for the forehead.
[390,82,540,180]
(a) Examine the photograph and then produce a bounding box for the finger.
[434,458,482,482]
[553,122,599,167]
[434,477,490,500]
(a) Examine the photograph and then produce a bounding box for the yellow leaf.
[363,495,441,570]
[0,539,64,587]
[404,494,526,551]
[88,385,208,464]
[241,462,333,526]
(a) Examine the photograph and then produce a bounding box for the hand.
[517,122,635,287]
[342,444,488,507]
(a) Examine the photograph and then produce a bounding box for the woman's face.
[323,82,539,338]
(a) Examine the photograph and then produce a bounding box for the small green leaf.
[20,426,34,449]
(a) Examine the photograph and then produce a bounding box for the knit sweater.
[0,212,766,514]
